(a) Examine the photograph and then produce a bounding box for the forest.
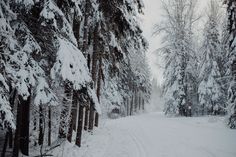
[0,0,151,156]
[0,0,236,157]
[157,0,236,129]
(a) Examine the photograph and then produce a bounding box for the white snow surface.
[51,112,236,157]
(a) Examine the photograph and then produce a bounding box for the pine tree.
[224,0,236,128]
[198,0,225,115]
[98,0,151,116]
[0,0,151,155]
[0,1,15,131]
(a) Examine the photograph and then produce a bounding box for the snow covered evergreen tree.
[0,0,151,156]
[198,0,225,115]
[0,0,15,131]
[156,0,199,116]
[97,0,151,117]
[224,0,236,128]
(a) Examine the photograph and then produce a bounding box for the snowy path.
[58,112,236,157]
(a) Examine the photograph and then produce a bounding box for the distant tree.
[97,0,151,116]
[155,0,199,116]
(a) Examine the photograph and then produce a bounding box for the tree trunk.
[75,105,84,147]
[33,111,37,146]
[38,105,44,145]
[48,106,51,146]
[96,56,102,100]
[91,24,99,85]
[82,0,90,53]
[12,98,22,157]
[84,106,89,131]
[59,82,72,139]
[126,98,129,116]
[1,132,9,157]
[67,90,78,142]
[94,112,99,127]
[8,130,13,148]
[8,88,16,148]
[12,93,31,156]
[19,94,31,156]
[73,15,81,48]
[138,94,141,110]
[130,97,132,116]
[135,90,138,112]
[202,104,205,116]
[88,101,95,131]
[142,98,145,110]
[94,56,102,128]
[87,54,91,71]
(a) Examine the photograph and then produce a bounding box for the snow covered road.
[58,112,236,157]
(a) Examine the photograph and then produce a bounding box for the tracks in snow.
[101,120,148,157]
[78,112,236,157]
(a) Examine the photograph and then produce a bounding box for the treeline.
[0,0,151,156]
[157,0,236,128]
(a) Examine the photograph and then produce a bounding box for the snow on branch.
[40,0,77,46]
[51,38,91,90]
[34,77,58,106]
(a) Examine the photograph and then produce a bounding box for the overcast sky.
[141,0,211,85]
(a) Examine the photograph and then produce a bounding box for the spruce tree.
[198,0,225,115]
[224,0,236,128]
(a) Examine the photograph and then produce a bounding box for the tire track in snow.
[101,121,148,157]
[73,112,236,157]
[127,129,148,157]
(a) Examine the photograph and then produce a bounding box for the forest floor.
[52,112,236,157]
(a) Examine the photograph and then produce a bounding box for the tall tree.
[198,0,225,115]
[0,1,15,131]
[224,0,236,128]
[98,0,151,116]
[0,0,150,156]
[156,0,199,116]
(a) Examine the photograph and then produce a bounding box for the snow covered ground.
[52,112,236,157]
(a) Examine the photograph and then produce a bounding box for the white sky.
[141,0,211,85]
